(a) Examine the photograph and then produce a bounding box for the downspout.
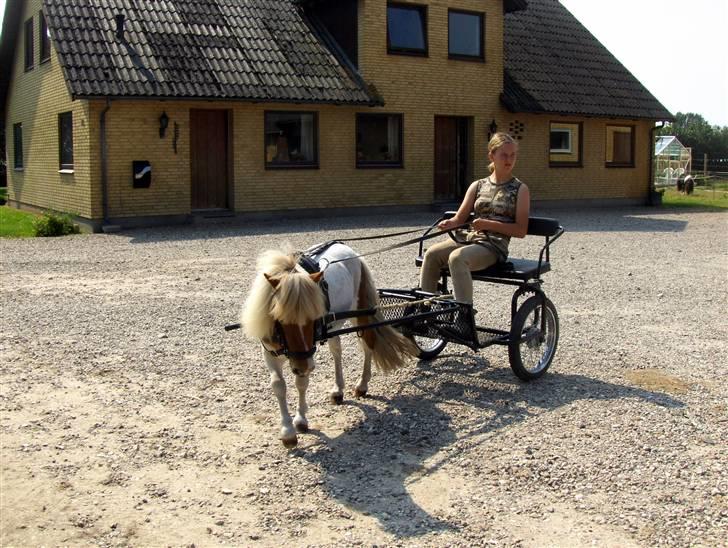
[648,121,666,205]
[99,98,118,231]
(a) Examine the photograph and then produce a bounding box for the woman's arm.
[472,184,531,238]
[437,181,479,230]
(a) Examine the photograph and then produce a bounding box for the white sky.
[2,0,726,126]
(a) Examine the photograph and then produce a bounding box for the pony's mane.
[241,249,327,340]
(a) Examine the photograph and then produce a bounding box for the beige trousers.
[419,239,499,304]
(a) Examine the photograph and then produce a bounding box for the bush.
[32,211,80,237]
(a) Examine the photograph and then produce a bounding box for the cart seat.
[415,256,549,281]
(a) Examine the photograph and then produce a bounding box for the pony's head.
[241,249,327,375]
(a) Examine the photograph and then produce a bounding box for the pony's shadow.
[300,356,684,538]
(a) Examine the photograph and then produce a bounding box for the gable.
[502,0,673,120]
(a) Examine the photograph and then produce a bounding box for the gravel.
[1,207,726,547]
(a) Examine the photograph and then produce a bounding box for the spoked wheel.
[508,295,559,380]
[409,335,448,360]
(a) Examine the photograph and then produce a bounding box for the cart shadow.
[301,356,684,539]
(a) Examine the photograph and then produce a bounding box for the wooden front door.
[434,116,469,201]
[190,109,229,210]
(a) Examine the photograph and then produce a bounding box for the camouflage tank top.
[461,176,522,260]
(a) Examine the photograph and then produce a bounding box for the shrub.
[32,211,80,237]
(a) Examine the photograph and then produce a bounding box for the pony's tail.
[354,261,417,373]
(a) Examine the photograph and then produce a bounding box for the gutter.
[648,121,666,206]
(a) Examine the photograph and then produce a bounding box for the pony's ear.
[310,271,324,284]
[264,272,281,289]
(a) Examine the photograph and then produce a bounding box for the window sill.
[605,163,635,169]
[448,54,485,62]
[14,167,24,172]
[549,162,583,168]
[40,57,51,65]
[58,169,75,174]
[387,49,428,57]
[356,163,404,169]
[264,164,319,170]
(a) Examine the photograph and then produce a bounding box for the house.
[1,0,672,232]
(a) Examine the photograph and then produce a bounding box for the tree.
[658,112,728,159]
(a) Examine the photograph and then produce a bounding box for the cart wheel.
[508,296,559,381]
[409,335,448,360]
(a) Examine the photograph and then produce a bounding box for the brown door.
[190,109,229,210]
[434,116,469,201]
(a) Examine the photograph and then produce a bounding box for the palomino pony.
[241,243,416,447]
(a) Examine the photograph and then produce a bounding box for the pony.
[241,243,416,447]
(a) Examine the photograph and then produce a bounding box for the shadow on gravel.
[539,207,690,233]
[301,356,684,539]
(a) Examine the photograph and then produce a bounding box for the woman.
[419,132,530,305]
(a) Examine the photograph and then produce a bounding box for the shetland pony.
[241,243,416,447]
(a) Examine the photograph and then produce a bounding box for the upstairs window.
[387,3,427,56]
[58,112,74,170]
[550,122,582,167]
[24,18,34,71]
[606,125,634,167]
[39,12,51,63]
[265,111,318,168]
[356,113,403,168]
[448,10,484,60]
[13,123,23,169]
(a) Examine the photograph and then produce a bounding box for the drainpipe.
[99,98,120,232]
[648,121,666,206]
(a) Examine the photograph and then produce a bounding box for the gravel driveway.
[1,207,726,547]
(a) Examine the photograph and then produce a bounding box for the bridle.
[262,319,324,366]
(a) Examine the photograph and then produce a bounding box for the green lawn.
[662,186,728,209]
[0,205,40,237]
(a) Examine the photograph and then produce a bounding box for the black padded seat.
[415,256,550,281]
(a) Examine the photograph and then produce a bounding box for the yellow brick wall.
[497,113,653,201]
[4,0,94,218]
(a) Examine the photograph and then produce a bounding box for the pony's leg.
[355,331,374,398]
[328,335,345,404]
[293,372,310,433]
[263,348,297,447]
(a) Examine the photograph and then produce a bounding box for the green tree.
[658,112,728,159]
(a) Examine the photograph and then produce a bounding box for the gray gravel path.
[1,207,726,547]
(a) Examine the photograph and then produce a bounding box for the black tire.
[409,335,448,360]
[508,295,559,381]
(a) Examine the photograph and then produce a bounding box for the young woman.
[419,132,530,304]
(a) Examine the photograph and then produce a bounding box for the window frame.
[13,123,24,169]
[39,11,51,63]
[355,113,404,169]
[24,17,34,71]
[447,9,485,61]
[605,124,635,168]
[387,2,428,57]
[263,111,319,169]
[549,121,583,168]
[58,111,74,171]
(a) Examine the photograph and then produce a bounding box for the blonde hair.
[488,132,517,173]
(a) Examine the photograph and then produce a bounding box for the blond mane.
[241,250,327,340]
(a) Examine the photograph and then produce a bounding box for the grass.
[662,184,728,209]
[0,205,40,237]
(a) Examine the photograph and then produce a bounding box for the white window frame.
[550,128,572,154]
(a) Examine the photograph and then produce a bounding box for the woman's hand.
[471,218,488,232]
[437,218,458,231]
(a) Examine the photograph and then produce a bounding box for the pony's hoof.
[294,422,309,433]
[281,436,298,448]
[330,393,344,405]
[354,388,368,398]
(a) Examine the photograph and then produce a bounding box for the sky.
[1,0,726,126]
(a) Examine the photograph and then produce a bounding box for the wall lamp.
[488,119,498,141]
[159,111,169,138]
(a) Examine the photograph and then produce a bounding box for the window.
[39,12,51,63]
[550,122,582,167]
[24,18,34,71]
[356,113,403,167]
[448,10,484,60]
[387,3,427,56]
[606,125,634,167]
[264,111,318,168]
[13,123,23,169]
[58,112,74,170]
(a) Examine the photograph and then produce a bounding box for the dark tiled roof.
[502,0,673,120]
[41,0,381,105]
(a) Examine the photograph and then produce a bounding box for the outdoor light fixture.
[159,111,169,138]
[488,119,498,140]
